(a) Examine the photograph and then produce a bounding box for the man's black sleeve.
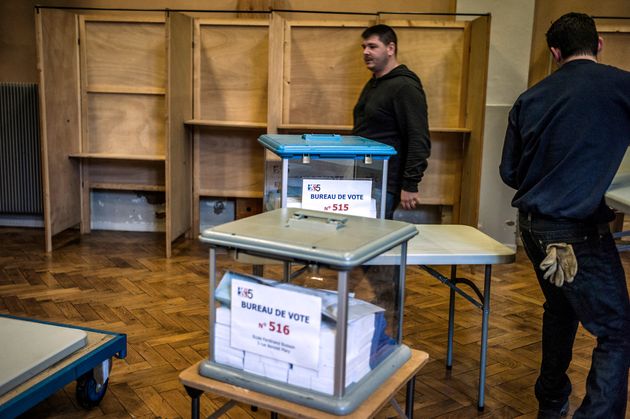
[394,83,431,193]
[500,104,522,190]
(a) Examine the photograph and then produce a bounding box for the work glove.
[539,243,578,287]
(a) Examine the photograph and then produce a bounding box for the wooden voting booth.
[36,10,193,257]
[37,9,491,254]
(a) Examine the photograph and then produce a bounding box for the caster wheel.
[76,370,109,409]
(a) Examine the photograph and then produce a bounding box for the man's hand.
[400,190,419,210]
[539,243,578,287]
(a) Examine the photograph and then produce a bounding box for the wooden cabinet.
[38,8,490,252]
[268,14,490,226]
[187,12,490,233]
[36,10,192,256]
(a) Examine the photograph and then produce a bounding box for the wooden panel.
[199,21,269,122]
[36,9,82,248]
[267,12,285,134]
[528,0,630,86]
[599,29,630,71]
[459,15,490,226]
[87,160,165,187]
[83,19,166,90]
[86,93,166,155]
[269,0,455,13]
[197,128,266,196]
[167,12,194,252]
[416,132,463,206]
[284,22,369,126]
[388,21,467,128]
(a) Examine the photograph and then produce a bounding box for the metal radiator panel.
[0,83,42,215]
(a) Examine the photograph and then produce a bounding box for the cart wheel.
[76,370,109,409]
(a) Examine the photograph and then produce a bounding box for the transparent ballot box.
[259,134,396,219]
[199,208,417,415]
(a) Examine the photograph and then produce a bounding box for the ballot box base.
[198,344,411,415]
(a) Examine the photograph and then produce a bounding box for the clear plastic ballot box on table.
[258,134,396,219]
[199,208,417,415]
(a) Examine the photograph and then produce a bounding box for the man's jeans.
[519,212,629,418]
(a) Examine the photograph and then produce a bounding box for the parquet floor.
[1,227,628,418]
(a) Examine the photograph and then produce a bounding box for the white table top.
[232,224,515,267]
[606,172,630,214]
[0,317,87,396]
[366,225,515,266]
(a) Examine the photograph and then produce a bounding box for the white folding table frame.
[367,224,515,411]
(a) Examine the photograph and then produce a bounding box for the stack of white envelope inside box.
[213,305,379,395]
[288,313,376,394]
[213,306,244,370]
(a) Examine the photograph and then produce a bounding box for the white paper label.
[230,278,322,369]
[301,179,374,217]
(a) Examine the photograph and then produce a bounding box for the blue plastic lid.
[258,134,396,159]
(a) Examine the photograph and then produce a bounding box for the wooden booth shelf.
[68,153,166,161]
[39,9,490,254]
[89,183,166,193]
[185,120,267,129]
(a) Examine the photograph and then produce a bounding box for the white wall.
[457,0,536,248]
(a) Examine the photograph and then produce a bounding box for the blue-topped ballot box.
[199,208,417,415]
[259,134,396,219]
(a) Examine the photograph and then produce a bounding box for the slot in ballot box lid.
[258,134,396,159]
[200,208,417,269]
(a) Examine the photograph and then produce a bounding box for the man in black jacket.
[500,12,630,419]
[353,24,431,219]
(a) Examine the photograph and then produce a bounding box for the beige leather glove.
[539,243,578,287]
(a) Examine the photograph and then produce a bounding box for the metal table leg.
[420,263,491,411]
[446,265,456,369]
[405,375,416,419]
[184,385,203,419]
[477,265,492,411]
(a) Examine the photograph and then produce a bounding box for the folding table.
[367,224,515,411]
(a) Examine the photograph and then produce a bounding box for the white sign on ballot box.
[302,179,374,217]
[230,278,322,369]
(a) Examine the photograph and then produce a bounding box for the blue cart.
[0,314,126,418]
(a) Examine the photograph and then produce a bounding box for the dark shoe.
[537,399,569,419]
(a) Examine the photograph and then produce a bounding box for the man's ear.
[550,46,562,64]
[387,42,396,57]
[597,36,603,55]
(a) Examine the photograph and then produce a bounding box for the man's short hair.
[546,12,599,58]
[362,24,398,54]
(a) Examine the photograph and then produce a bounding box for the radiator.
[0,83,42,215]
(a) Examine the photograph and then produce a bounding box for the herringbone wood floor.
[1,227,628,418]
